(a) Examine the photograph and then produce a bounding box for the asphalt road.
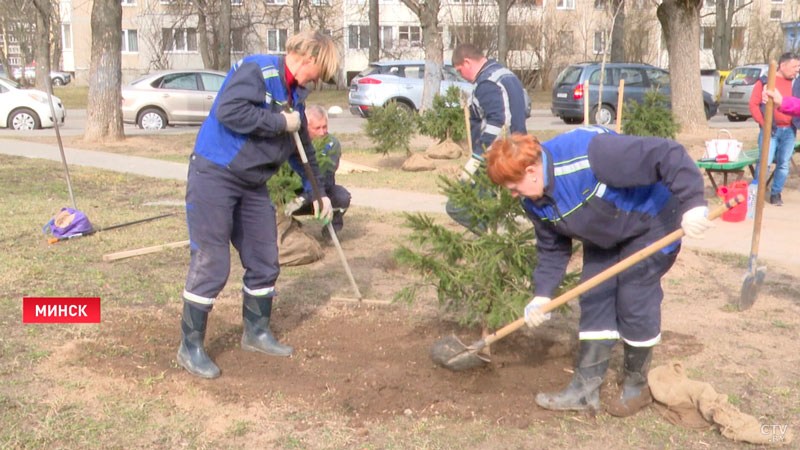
[0,108,760,138]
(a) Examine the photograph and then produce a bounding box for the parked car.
[348,60,532,118]
[551,62,718,125]
[121,69,227,130]
[718,64,768,122]
[0,76,66,130]
[12,66,72,86]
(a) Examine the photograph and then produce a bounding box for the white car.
[0,76,66,130]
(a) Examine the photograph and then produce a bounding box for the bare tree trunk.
[712,0,736,70]
[657,0,706,133]
[218,0,231,70]
[293,0,302,33]
[610,0,625,62]
[399,0,443,111]
[420,9,442,112]
[497,0,511,66]
[368,0,379,62]
[33,0,51,91]
[85,0,124,142]
[197,1,213,68]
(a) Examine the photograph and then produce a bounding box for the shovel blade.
[737,266,766,311]
[429,334,490,372]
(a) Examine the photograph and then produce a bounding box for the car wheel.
[563,117,583,125]
[705,104,711,120]
[138,108,167,130]
[726,114,747,122]
[52,77,64,86]
[591,104,615,126]
[9,108,40,130]
[389,100,414,115]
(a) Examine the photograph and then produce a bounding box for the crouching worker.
[178,31,339,379]
[485,127,713,415]
[284,105,351,240]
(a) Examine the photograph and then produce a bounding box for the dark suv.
[551,62,718,125]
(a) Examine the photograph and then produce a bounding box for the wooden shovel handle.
[481,195,745,347]
[750,61,777,259]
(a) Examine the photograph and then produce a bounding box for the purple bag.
[43,208,93,238]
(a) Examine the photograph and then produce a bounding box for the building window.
[593,31,606,54]
[594,0,606,9]
[704,0,714,7]
[516,0,543,6]
[9,56,21,66]
[122,29,138,52]
[267,29,287,52]
[381,25,393,49]
[121,0,136,5]
[557,0,574,9]
[701,26,713,50]
[770,9,782,21]
[398,25,421,47]
[311,0,329,5]
[264,0,288,4]
[771,0,784,3]
[162,28,197,52]
[231,0,242,5]
[62,24,72,50]
[232,28,244,52]
[348,25,369,49]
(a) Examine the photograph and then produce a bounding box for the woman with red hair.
[486,127,712,416]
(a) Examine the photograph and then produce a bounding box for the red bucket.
[716,180,747,222]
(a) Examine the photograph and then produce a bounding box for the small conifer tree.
[395,167,579,330]
[622,90,681,139]
[364,101,416,155]
[416,85,467,143]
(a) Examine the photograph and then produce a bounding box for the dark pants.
[296,184,351,233]
[577,214,680,347]
[183,158,280,311]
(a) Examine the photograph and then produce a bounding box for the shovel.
[431,196,744,371]
[735,61,776,311]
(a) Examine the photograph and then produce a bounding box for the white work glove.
[681,206,714,239]
[313,196,333,225]
[459,157,482,182]
[283,196,307,217]
[524,296,552,328]
[281,111,301,133]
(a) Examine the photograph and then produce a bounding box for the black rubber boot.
[607,344,653,417]
[177,303,221,379]
[535,340,611,412]
[241,292,293,356]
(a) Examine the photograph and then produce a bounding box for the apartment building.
[51,0,800,86]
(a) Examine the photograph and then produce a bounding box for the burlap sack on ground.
[402,153,435,172]
[426,138,462,160]
[649,362,793,446]
[276,215,323,266]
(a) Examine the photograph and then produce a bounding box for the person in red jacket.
[748,52,800,206]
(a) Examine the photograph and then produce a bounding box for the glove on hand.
[524,296,552,328]
[681,206,714,239]
[459,157,482,182]
[281,111,301,133]
[283,196,307,217]
[313,196,333,225]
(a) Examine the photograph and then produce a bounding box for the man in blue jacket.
[178,31,339,379]
[449,43,528,232]
[486,127,713,416]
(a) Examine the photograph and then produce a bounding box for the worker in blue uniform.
[449,43,528,232]
[486,127,714,416]
[178,31,339,379]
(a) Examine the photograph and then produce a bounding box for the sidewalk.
[1,138,797,266]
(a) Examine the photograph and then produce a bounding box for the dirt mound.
[73,302,703,429]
